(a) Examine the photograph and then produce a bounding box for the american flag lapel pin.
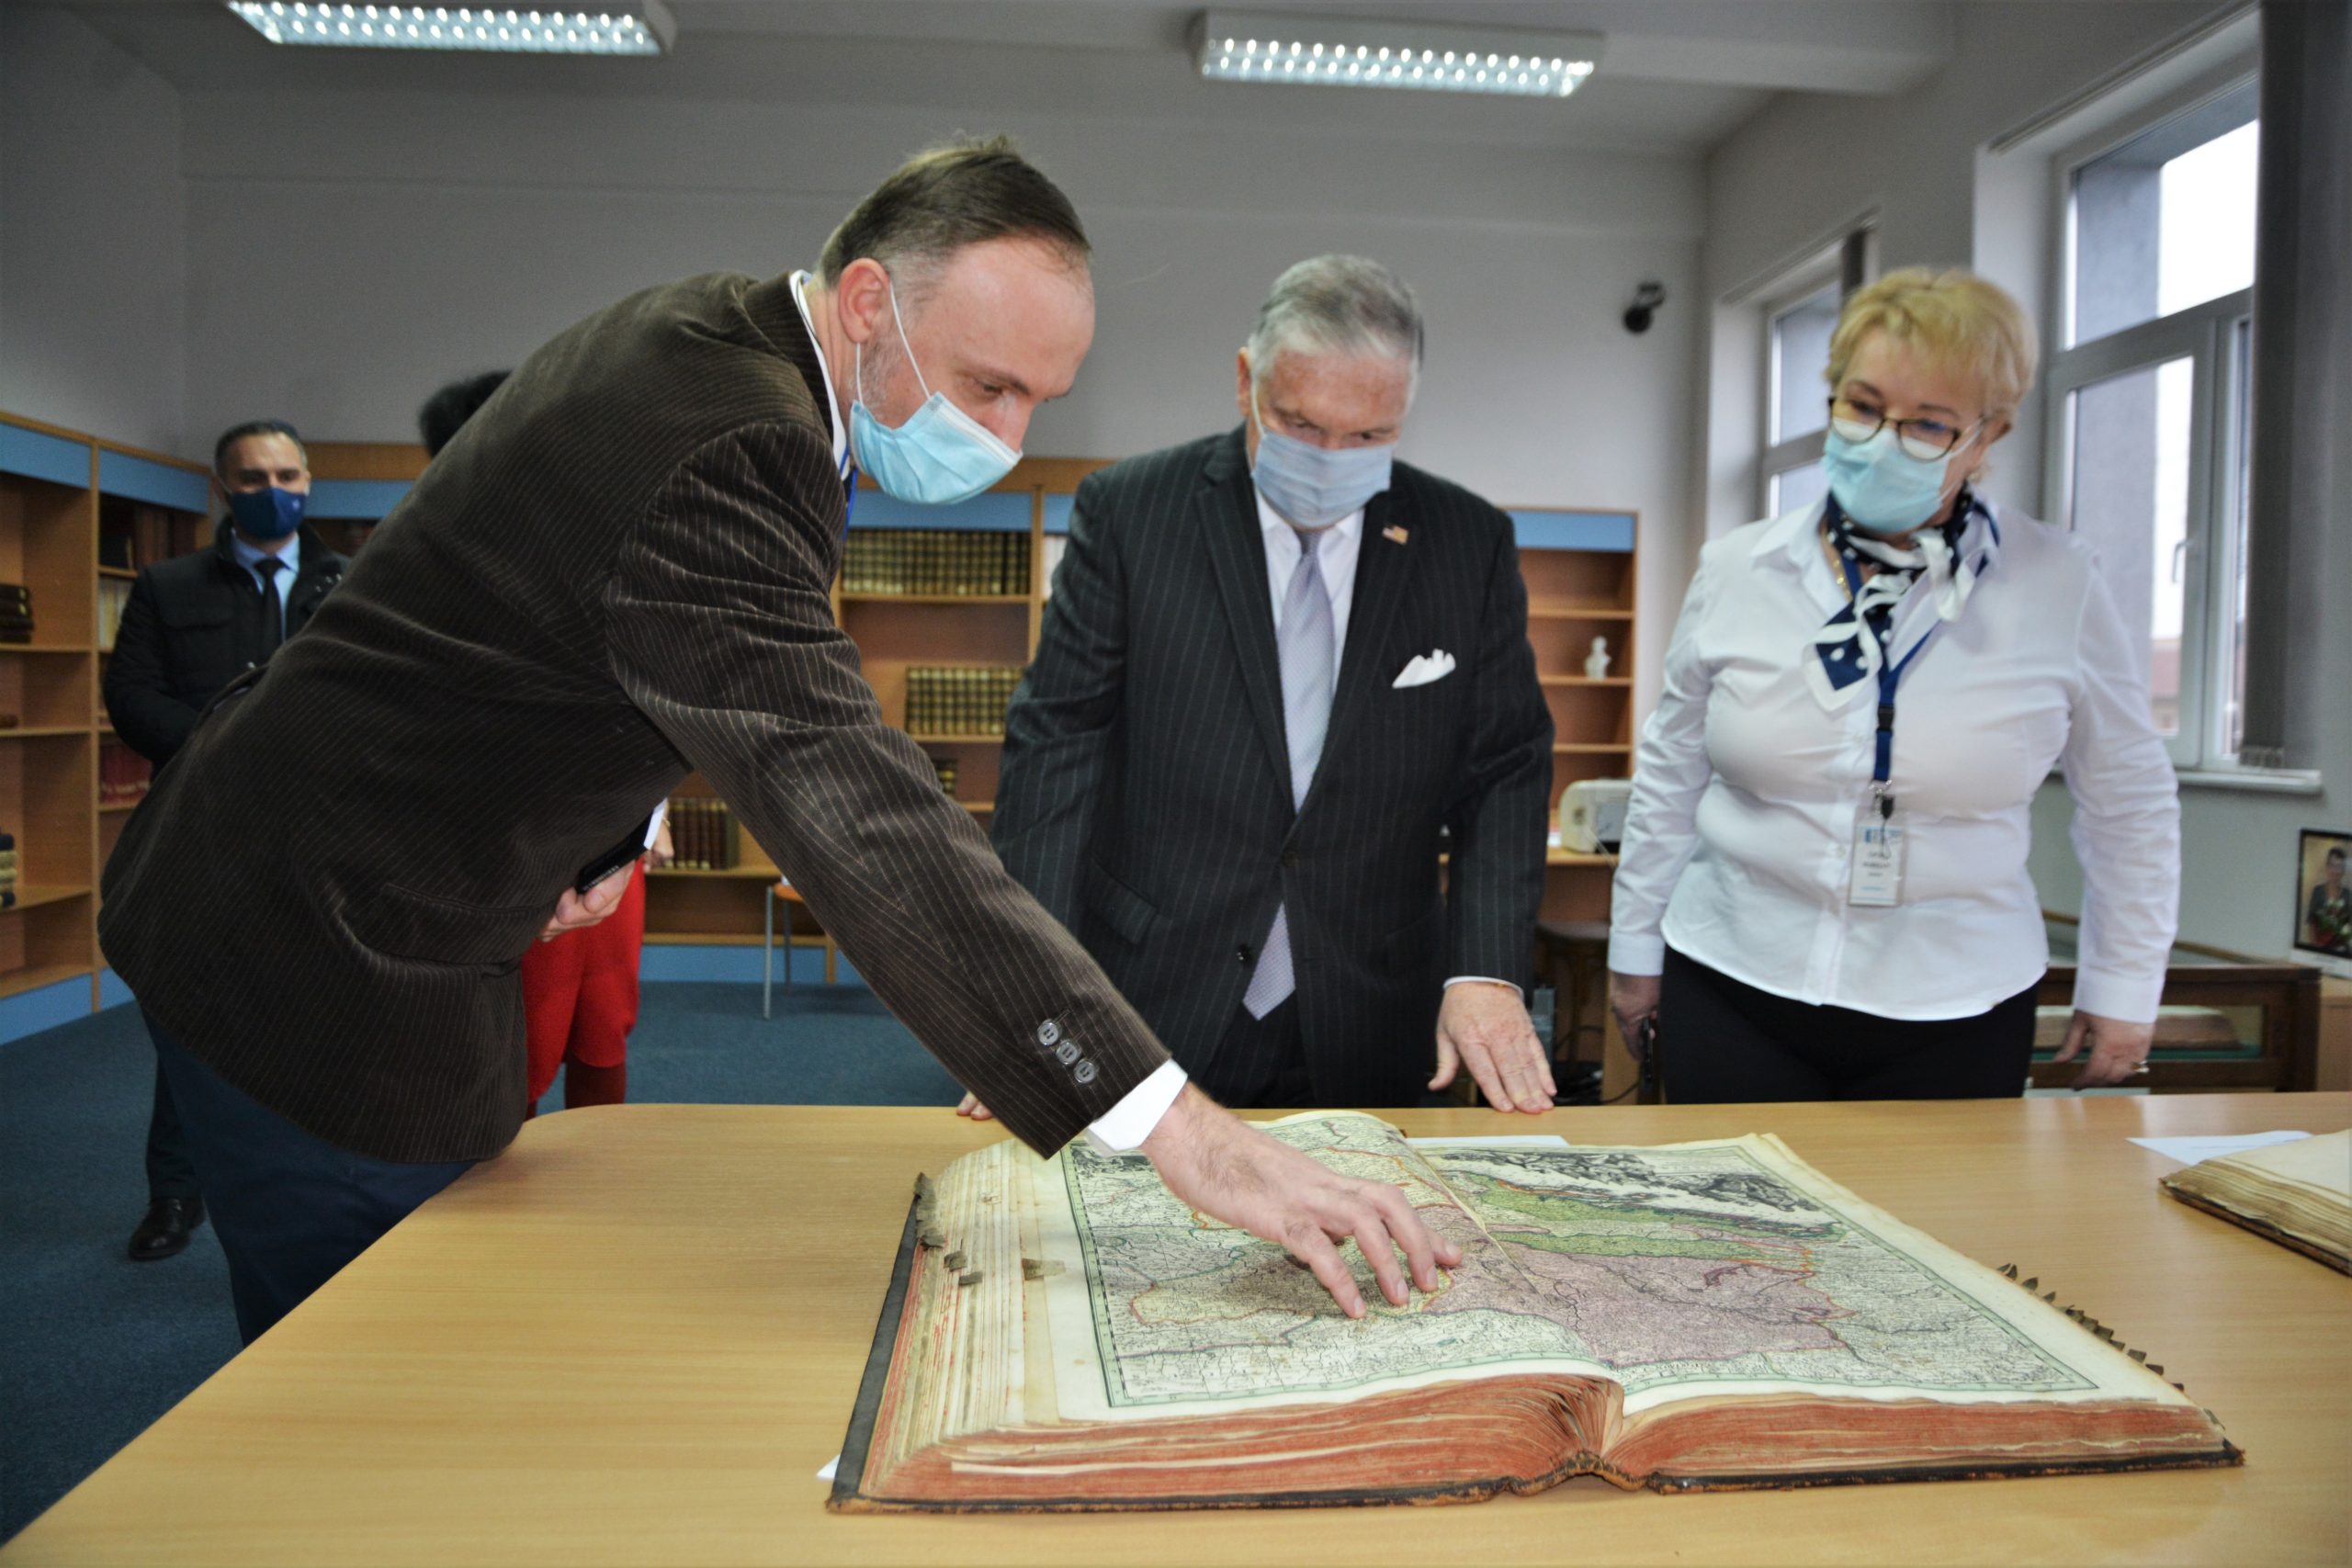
[1383,525,1409,545]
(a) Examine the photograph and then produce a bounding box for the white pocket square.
[1391,650,1456,689]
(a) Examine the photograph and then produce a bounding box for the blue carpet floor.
[0,982,951,1543]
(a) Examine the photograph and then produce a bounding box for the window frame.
[1755,230,1874,520]
[2041,72,2258,772]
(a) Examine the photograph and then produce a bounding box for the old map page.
[1031,1114,2191,1425]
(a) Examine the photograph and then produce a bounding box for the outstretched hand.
[2052,1010,2154,1088]
[1140,1086,1462,1318]
[1430,981,1555,1111]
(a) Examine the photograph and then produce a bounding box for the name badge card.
[1849,818,1905,907]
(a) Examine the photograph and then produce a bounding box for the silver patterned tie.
[1243,526,1336,1018]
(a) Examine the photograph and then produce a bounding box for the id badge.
[1849,815,1905,907]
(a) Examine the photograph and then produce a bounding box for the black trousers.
[1193,999,1315,1109]
[146,1014,474,1344]
[143,1058,200,1202]
[1659,948,2038,1104]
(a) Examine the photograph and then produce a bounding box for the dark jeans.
[1193,998,1315,1109]
[145,1013,475,1345]
[142,1060,200,1203]
[1658,948,2038,1104]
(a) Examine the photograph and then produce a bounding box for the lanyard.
[1838,554,1937,817]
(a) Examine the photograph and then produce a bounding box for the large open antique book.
[2162,1129,2350,1273]
[831,1114,2236,1511]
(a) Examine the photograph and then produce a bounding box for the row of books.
[0,582,30,646]
[905,666,1023,739]
[931,756,958,795]
[98,506,201,573]
[97,579,131,653]
[0,832,17,908]
[842,529,1031,597]
[664,797,741,871]
[100,742,153,806]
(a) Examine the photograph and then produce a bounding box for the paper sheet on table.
[2129,1130,2312,1167]
[817,1454,838,1482]
[1407,1134,1571,1148]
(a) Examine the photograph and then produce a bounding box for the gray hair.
[1246,255,1424,396]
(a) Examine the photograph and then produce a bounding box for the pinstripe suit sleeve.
[992,470,1126,931]
[1445,524,1555,990]
[602,423,1169,1155]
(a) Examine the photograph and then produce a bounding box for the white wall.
[173,89,1702,715]
[0,6,187,453]
[1690,0,2349,961]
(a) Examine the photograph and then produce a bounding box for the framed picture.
[2292,829,2352,978]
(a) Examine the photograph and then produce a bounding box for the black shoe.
[127,1197,206,1262]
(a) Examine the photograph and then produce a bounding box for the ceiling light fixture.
[1194,11,1600,98]
[223,1,675,55]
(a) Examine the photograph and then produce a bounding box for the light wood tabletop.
[8,1095,2348,1566]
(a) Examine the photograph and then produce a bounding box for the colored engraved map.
[1057,1118,2095,1409]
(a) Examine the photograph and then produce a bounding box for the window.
[2046,80,2256,769]
[1757,230,1871,519]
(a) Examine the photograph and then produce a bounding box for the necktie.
[254,556,285,650]
[1242,526,1336,1019]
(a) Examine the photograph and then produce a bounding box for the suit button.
[1282,850,1302,869]
[1236,944,1250,964]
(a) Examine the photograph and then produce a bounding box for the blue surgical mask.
[1249,389,1396,528]
[1820,427,1969,535]
[227,485,305,542]
[849,279,1020,507]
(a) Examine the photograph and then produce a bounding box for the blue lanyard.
[1838,554,1936,808]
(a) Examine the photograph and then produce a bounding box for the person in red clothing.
[521,813,672,1113]
[421,371,672,1114]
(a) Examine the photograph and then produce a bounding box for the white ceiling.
[63,0,1960,155]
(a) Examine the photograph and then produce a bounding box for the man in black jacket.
[104,419,346,1260]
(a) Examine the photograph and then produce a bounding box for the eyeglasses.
[1827,396,1984,461]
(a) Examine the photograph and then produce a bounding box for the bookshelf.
[115,438,1643,991]
[0,411,213,1031]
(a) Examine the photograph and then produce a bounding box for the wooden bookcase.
[239,445,1647,982]
[0,411,213,1026]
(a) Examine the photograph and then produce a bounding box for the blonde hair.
[1825,267,2037,420]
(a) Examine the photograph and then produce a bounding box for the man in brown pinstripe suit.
[100,139,1453,1345]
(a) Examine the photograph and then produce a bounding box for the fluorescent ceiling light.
[1195,11,1600,97]
[224,2,675,55]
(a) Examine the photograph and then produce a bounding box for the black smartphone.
[572,817,653,897]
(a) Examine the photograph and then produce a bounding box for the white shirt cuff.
[1443,976,1521,997]
[1082,1060,1188,1154]
[1608,931,1666,976]
[2070,966,2164,1027]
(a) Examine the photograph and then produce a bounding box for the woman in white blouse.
[1608,267,2178,1100]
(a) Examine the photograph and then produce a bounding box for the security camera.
[1623,282,1666,334]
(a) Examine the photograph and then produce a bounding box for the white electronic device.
[1558,778,1633,853]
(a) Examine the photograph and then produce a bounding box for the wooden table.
[8,1097,2348,1565]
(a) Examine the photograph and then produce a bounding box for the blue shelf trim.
[308,479,413,521]
[0,974,94,1046]
[1510,511,1636,553]
[0,424,89,490]
[97,450,209,513]
[850,489,1030,533]
[639,942,865,987]
[98,967,134,1010]
[1043,494,1077,536]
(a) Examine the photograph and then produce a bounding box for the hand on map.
[1430,982,1555,1111]
[2052,1010,2154,1088]
[1143,1086,1462,1319]
[956,1091,994,1122]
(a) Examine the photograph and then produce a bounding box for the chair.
[763,881,807,1021]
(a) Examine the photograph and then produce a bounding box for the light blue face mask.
[849,279,1021,507]
[1249,388,1396,528]
[1820,426,1973,535]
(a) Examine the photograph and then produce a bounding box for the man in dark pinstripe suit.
[100,145,1453,1343]
[988,257,1556,1116]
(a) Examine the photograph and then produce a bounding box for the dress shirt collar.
[788,270,853,480]
[1756,497,2004,581]
[229,527,299,582]
[1251,489,1364,552]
